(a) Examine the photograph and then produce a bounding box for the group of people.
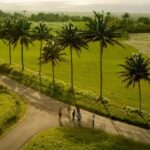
[58,106,95,129]
[58,106,82,126]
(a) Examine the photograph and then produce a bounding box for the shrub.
[0,63,150,129]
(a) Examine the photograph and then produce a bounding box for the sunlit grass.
[22,127,150,150]
[0,22,150,112]
[0,86,26,135]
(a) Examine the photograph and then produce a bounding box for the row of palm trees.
[0,11,150,113]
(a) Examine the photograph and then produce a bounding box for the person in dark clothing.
[92,114,95,129]
[58,107,62,118]
[76,106,80,115]
[67,105,71,120]
[77,113,81,126]
[92,114,95,133]
[58,107,63,126]
[72,109,76,122]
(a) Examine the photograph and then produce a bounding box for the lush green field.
[22,127,150,150]
[0,22,150,113]
[32,21,87,33]
[0,85,26,135]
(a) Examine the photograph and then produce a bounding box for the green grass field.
[32,21,87,33]
[22,127,150,150]
[0,85,26,135]
[0,22,150,113]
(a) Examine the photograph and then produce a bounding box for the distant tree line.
[120,13,150,33]
[0,10,11,21]
[0,10,150,33]
[30,12,91,22]
[0,10,91,22]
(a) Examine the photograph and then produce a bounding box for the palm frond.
[83,11,123,50]
[42,40,68,66]
[56,22,88,56]
[119,53,150,88]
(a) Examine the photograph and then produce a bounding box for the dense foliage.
[1,10,150,33]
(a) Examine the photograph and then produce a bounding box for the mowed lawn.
[0,86,26,134]
[0,22,150,112]
[22,128,150,150]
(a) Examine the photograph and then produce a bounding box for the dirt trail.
[0,75,150,150]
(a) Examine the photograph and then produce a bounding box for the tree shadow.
[55,127,150,150]
[102,103,123,136]
[58,117,64,127]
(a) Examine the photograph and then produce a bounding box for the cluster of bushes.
[0,64,150,129]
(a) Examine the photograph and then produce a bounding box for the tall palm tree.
[42,40,67,85]
[84,11,122,101]
[56,22,87,92]
[11,17,32,71]
[119,53,150,113]
[32,22,52,83]
[1,18,14,65]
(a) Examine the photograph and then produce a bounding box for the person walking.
[76,106,80,115]
[72,109,76,122]
[58,107,63,126]
[67,105,71,120]
[76,106,81,126]
[92,114,95,133]
[77,113,81,126]
[58,107,62,119]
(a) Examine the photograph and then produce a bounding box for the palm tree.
[84,11,122,101]
[42,40,67,85]
[32,22,52,83]
[56,22,87,92]
[119,53,150,113]
[1,18,14,65]
[11,17,32,71]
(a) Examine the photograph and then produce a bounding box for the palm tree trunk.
[70,45,74,92]
[39,40,43,86]
[21,43,24,71]
[99,41,103,101]
[138,80,142,113]
[52,62,55,85]
[9,42,11,65]
[70,45,76,105]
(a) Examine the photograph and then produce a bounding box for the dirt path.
[0,76,150,150]
[124,40,150,57]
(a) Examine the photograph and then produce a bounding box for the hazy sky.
[0,0,150,12]
[1,0,150,5]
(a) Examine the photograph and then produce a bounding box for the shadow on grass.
[102,102,123,136]
[59,128,147,150]
[27,127,150,150]
[0,63,150,130]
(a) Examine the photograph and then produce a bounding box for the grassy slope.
[0,86,26,135]
[22,127,150,150]
[0,22,150,112]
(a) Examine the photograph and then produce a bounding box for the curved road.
[0,75,150,150]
